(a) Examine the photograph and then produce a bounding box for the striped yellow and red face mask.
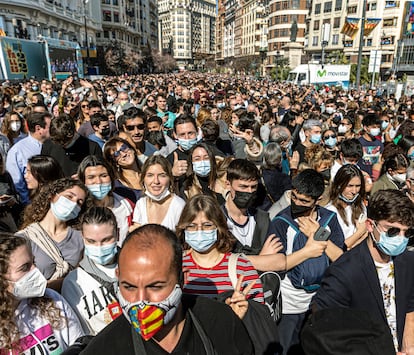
[118,284,182,341]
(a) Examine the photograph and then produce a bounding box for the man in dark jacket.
[314,190,414,354]
[81,224,253,355]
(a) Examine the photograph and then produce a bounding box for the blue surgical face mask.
[339,193,359,204]
[87,183,112,200]
[408,151,414,161]
[178,137,198,151]
[324,137,337,148]
[192,160,211,177]
[310,133,322,144]
[184,229,218,253]
[381,121,389,130]
[372,224,409,256]
[85,242,117,265]
[50,196,81,222]
[217,103,226,109]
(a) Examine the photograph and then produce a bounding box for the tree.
[350,56,370,85]
[271,57,290,81]
[326,50,349,65]
[104,44,125,75]
[151,49,176,73]
[124,48,143,74]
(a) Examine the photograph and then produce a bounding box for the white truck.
[287,64,351,89]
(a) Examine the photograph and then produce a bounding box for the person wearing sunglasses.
[314,189,414,354]
[118,108,157,164]
[103,137,142,204]
[322,128,339,160]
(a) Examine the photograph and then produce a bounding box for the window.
[383,17,397,27]
[385,1,398,8]
[113,0,118,5]
[291,0,300,8]
[348,5,357,13]
[332,33,339,44]
[333,17,341,28]
[312,35,319,46]
[314,20,320,30]
[103,30,109,38]
[344,40,353,47]
[335,0,342,10]
[113,12,119,22]
[381,36,394,45]
[324,1,332,12]
[369,2,377,11]
[103,10,111,21]
[315,3,321,14]
[366,38,372,46]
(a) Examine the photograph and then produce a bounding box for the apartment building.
[158,0,216,68]
[305,0,404,76]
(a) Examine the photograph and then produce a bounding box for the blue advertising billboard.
[0,37,48,80]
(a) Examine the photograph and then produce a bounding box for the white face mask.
[11,267,47,300]
[392,173,406,184]
[325,107,335,115]
[10,121,21,132]
[338,124,348,134]
[145,187,171,202]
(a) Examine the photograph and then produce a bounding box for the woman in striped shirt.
[177,195,264,318]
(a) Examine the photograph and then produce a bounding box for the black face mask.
[320,169,331,182]
[101,127,110,137]
[233,191,256,209]
[291,200,314,219]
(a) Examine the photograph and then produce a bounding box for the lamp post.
[356,0,367,88]
[275,50,280,82]
[83,0,90,75]
[321,23,330,69]
[260,47,267,78]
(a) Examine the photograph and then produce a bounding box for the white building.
[158,0,216,68]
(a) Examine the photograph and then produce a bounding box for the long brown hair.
[176,195,235,253]
[0,234,64,351]
[329,164,365,227]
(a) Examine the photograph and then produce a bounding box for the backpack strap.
[251,209,270,251]
[227,253,240,289]
[260,176,275,204]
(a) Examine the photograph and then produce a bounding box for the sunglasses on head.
[374,222,414,239]
[125,124,145,131]
[112,143,129,159]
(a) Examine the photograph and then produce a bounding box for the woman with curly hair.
[326,164,367,249]
[177,195,264,314]
[103,137,142,203]
[0,233,84,353]
[18,178,90,288]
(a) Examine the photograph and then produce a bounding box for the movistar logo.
[317,69,327,77]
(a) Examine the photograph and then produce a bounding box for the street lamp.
[83,0,90,75]
[321,23,330,68]
[259,47,267,78]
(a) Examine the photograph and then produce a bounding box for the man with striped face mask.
[81,224,253,355]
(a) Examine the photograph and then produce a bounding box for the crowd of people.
[0,72,414,354]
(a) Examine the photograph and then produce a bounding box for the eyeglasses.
[112,143,130,159]
[81,105,89,108]
[374,222,414,239]
[147,99,155,102]
[324,134,336,140]
[125,124,145,131]
[185,222,216,232]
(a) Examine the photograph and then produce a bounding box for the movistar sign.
[317,69,327,77]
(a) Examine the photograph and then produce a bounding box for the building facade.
[305,0,404,77]
[158,0,216,69]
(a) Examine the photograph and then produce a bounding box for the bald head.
[120,224,182,283]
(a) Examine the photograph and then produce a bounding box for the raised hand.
[225,275,256,319]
